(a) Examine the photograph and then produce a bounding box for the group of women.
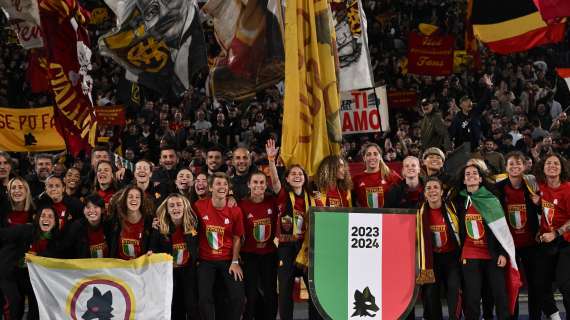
[0,141,569,320]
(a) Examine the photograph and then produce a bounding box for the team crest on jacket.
[430,225,448,249]
[465,214,485,240]
[206,225,224,251]
[253,218,271,243]
[542,200,555,226]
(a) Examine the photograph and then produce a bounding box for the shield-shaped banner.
[309,208,418,319]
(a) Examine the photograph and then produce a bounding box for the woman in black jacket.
[151,194,199,320]
[108,186,154,260]
[0,205,62,320]
[453,164,510,320]
[36,175,83,232]
[63,194,112,258]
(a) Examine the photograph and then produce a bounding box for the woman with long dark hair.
[175,168,194,199]
[108,186,154,260]
[94,160,119,208]
[37,175,83,232]
[0,205,62,319]
[313,155,353,207]
[151,194,199,319]
[238,171,278,319]
[63,194,111,258]
[452,164,517,320]
[534,153,570,317]
[189,172,209,203]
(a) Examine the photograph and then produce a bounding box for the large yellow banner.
[0,106,65,152]
[281,0,342,176]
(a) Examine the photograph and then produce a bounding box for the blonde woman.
[313,155,353,207]
[352,142,402,208]
[151,194,199,320]
[1,177,35,227]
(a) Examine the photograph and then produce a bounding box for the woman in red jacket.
[534,153,570,317]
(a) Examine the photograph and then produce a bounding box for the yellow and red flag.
[281,0,342,176]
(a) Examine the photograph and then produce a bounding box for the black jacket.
[449,87,492,151]
[36,194,84,230]
[385,180,424,209]
[453,191,507,260]
[149,224,199,266]
[62,218,113,258]
[0,224,62,276]
[108,216,153,258]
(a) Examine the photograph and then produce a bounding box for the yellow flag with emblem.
[281,0,342,177]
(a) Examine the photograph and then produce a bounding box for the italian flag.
[207,231,222,250]
[123,243,135,258]
[509,211,523,229]
[92,248,103,258]
[175,249,184,265]
[433,232,443,248]
[254,224,269,242]
[367,192,381,208]
[462,187,522,314]
[311,212,417,319]
[466,219,485,239]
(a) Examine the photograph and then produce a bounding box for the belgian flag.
[471,0,566,54]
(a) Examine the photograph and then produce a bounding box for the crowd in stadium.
[0,0,570,319]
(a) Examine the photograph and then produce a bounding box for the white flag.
[333,0,374,91]
[0,0,43,49]
[27,254,173,320]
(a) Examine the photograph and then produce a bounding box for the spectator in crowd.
[419,98,451,152]
[26,154,53,198]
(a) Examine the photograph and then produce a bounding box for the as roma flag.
[471,0,566,54]
[310,208,418,319]
[39,0,97,156]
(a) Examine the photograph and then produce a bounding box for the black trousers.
[462,258,509,320]
[0,268,37,320]
[242,252,278,320]
[172,265,198,320]
[277,243,322,320]
[197,260,245,320]
[421,251,462,320]
[535,241,570,319]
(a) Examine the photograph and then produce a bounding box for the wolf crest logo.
[352,287,379,317]
[82,287,114,320]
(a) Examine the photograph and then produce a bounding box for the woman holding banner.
[108,186,154,260]
[534,153,570,318]
[63,194,112,258]
[0,205,62,319]
[452,164,514,320]
[151,194,199,320]
[352,142,401,208]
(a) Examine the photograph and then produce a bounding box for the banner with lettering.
[0,106,65,152]
[96,105,126,127]
[340,86,390,135]
[387,90,418,109]
[407,32,454,76]
[0,0,44,49]
[40,0,97,156]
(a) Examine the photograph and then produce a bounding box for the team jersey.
[503,184,534,248]
[428,207,456,253]
[194,199,245,261]
[315,187,351,208]
[117,219,145,260]
[52,201,69,231]
[239,197,278,254]
[88,225,108,258]
[539,182,570,242]
[352,170,401,208]
[171,226,190,267]
[462,204,491,260]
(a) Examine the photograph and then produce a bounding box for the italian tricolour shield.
[309,208,418,319]
[206,228,223,250]
[366,189,383,208]
[253,221,271,242]
[508,207,527,230]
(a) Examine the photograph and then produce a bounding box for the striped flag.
[462,187,522,314]
[174,249,185,266]
[367,192,381,208]
[253,223,270,242]
[432,231,443,248]
[207,230,222,250]
[471,0,566,54]
[310,210,417,319]
[533,0,570,22]
[466,216,485,240]
[27,254,173,319]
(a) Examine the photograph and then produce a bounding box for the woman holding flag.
[63,194,112,258]
[452,163,519,320]
[352,143,401,208]
[534,153,570,317]
[151,194,199,320]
